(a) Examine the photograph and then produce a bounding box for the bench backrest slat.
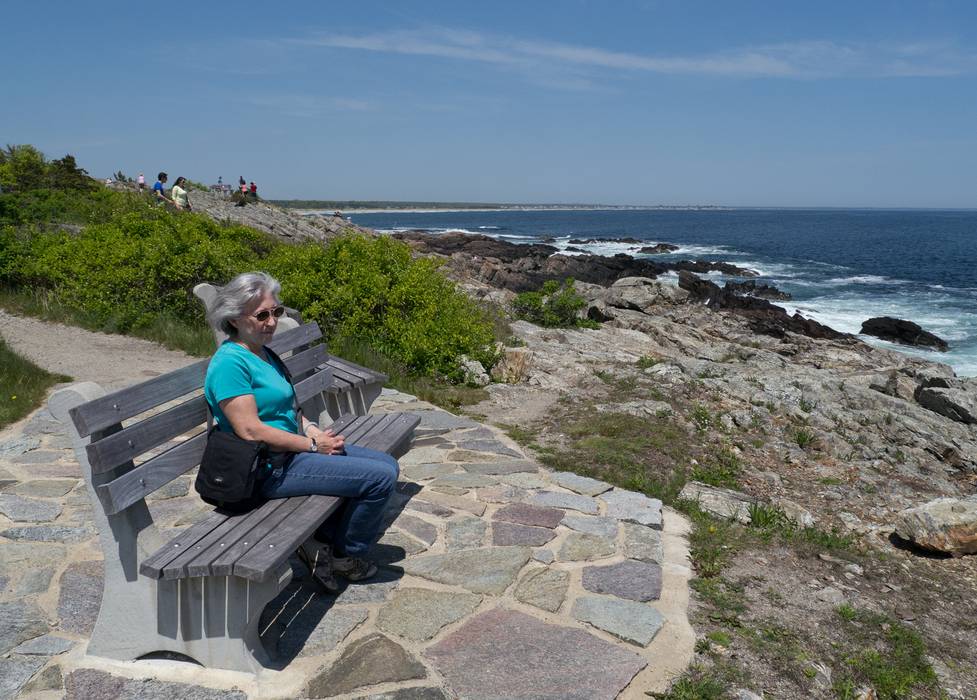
[294,369,337,406]
[327,356,385,382]
[284,344,329,379]
[86,397,209,475]
[69,360,209,438]
[267,322,323,355]
[97,432,207,515]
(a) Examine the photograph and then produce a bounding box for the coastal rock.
[724,279,792,300]
[861,317,948,351]
[893,496,977,555]
[679,272,847,341]
[679,481,753,524]
[603,277,688,312]
[459,357,491,386]
[915,386,977,424]
[638,243,680,254]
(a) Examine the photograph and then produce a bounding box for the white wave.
[825,275,909,285]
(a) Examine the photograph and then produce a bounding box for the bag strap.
[264,344,304,426]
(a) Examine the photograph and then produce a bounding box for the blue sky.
[3,1,977,207]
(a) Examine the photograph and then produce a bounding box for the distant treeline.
[270,200,508,210]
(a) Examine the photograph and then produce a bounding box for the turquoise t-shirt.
[204,341,298,434]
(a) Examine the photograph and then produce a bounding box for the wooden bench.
[194,283,386,421]
[48,323,418,673]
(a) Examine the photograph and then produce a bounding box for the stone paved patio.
[0,389,694,699]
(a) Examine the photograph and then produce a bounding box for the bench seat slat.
[355,413,400,448]
[86,397,208,475]
[342,416,384,444]
[233,495,343,581]
[267,323,322,355]
[362,414,419,454]
[98,432,207,515]
[283,345,329,379]
[139,509,230,578]
[168,499,293,579]
[207,496,310,577]
[69,360,209,438]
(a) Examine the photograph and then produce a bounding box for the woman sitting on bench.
[203,271,398,592]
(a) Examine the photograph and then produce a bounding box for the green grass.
[792,427,818,449]
[636,355,662,369]
[832,608,939,700]
[691,444,742,489]
[0,336,72,428]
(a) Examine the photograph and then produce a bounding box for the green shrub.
[512,278,595,328]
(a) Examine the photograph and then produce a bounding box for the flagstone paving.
[0,388,694,699]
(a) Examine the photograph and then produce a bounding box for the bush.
[2,189,497,377]
[512,278,595,328]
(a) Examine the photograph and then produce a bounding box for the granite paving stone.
[0,655,47,699]
[0,542,67,571]
[404,499,454,518]
[402,463,461,481]
[500,472,550,490]
[12,633,75,656]
[462,460,538,475]
[582,560,663,602]
[559,532,617,561]
[623,522,664,564]
[0,436,40,457]
[532,549,556,564]
[2,524,95,542]
[10,478,78,497]
[305,633,427,698]
[0,494,63,522]
[414,491,486,516]
[416,411,480,433]
[356,688,448,700]
[601,489,663,529]
[400,446,453,466]
[65,668,247,699]
[475,485,526,503]
[393,513,439,545]
[552,472,613,497]
[11,450,67,465]
[371,531,428,566]
[23,664,63,693]
[429,472,498,488]
[22,410,62,436]
[425,608,647,700]
[431,486,468,496]
[515,567,569,612]
[16,566,56,596]
[448,449,510,463]
[263,594,368,658]
[402,546,531,595]
[561,514,619,539]
[572,596,666,646]
[445,516,488,551]
[452,439,523,458]
[492,522,558,547]
[377,588,482,641]
[0,600,50,654]
[531,490,600,514]
[493,502,565,529]
[57,560,104,635]
[451,427,498,441]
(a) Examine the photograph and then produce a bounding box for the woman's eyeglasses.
[253,306,286,322]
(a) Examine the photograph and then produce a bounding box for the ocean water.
[342,208,977,376]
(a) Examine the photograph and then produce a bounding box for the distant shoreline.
[294,205,733,215]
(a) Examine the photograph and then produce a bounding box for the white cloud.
[290,27,977,81]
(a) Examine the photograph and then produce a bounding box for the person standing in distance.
[153,172,172,206]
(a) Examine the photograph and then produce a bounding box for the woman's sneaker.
[297,540,340,593]
[332,555,378,581]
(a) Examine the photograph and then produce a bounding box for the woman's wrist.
[304,423,320,437]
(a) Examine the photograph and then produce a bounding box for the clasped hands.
[308,426,345,455]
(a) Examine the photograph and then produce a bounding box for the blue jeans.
[258,445,399,558]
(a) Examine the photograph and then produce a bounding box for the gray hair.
[206,272,281,337]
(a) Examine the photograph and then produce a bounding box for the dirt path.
[0,309,198,391]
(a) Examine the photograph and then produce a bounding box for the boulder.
[603,277,688,312]
[915,386,977,424]
[678,481,753,524]
[638,243,679,254]
[861,317,948,352]
[460,357,490,387]
[893,496,977,556]
[724,280,791,301]
[868,370,917,401]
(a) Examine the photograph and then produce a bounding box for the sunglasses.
[253,305,286,322]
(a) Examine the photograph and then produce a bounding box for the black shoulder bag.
[194,345,298,513]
